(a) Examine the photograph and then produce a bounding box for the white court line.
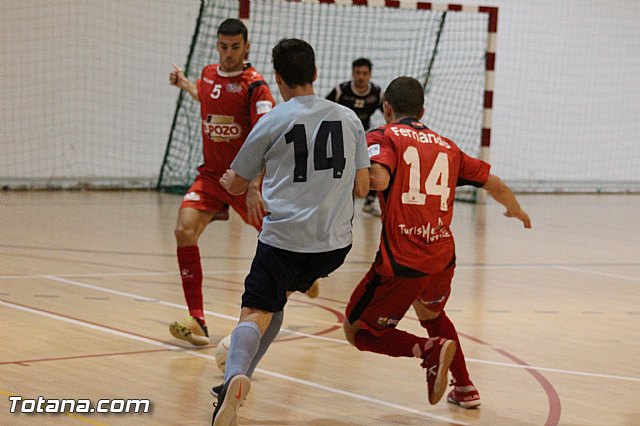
[1,299,467,425]
[0,270,251,280]
[40,275,640,383]
[468,359,640,383]
[44,275,345,344]
[0,265,549,280]
[0,268,365,280]
[7,274,640,383]
[554,266,640,282]
[3,263,639,280]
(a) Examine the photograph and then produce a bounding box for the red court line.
[4,252,165,273]
[7,283,561,424]
[276,325,342,343]
[276,296,346,342]
[1,298,340,365]
[1,348,174,366]
[374,312,562,425]
[285,296,562,426]
[492,348,561,426]
[308,294,562,424]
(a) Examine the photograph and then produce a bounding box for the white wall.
[472,0,640,191]
[2,0,639,190]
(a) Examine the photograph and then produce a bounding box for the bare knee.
[175,209,208,246]
[343,319,360,347]
[174,223,199,246]
[412,300,440,321]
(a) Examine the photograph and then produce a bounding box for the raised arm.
[482,174,532,228]
[169,63,199,102]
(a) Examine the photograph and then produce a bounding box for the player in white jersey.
[212,38,370,425]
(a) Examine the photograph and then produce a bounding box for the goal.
[158,0,498,202]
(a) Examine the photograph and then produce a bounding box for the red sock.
[420,312,471,386]
[355,328,427,358]
[177,245,204,322]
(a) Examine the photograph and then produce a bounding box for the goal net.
[1,0,200,189]
[158,0,497,202]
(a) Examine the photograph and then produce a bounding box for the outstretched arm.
[483,174,532,228]
[169,63,199,102]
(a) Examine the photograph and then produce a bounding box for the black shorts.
[242,241,351,312]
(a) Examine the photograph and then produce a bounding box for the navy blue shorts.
[241,241,351,312]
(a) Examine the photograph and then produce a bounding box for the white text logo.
[8,396,151,414]
[397,218,451,243]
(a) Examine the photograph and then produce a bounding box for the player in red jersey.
[344,77,531,407]
[167,19,277,346]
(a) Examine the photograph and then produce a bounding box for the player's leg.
[344,269,427,356]
[211,308,279,405]
[170,175,227,346]
[212,241,295,425]
[245,309,283,378]
[412,265,480,408]
[289,244,351,303]
[212,308,272,425]
[344,270,456,404]
[243,244,351,374]
[213,243,351,418]
[171,206,214,345]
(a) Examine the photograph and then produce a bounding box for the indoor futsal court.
[2,0,639,425]
[1,192,639,425]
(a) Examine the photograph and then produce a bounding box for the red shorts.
[180,172,259,230]
[345,265,455,335]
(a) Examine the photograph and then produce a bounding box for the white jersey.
[232,95,370,252]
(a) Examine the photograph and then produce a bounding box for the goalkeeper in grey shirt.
[214,38,370,425]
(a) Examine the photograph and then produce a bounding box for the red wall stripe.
[486,52,496,71]
[484,91,493,109]
[479,6,499,32]
[481,128,491,147]
[239,0,250,19]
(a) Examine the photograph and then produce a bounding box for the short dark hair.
[218,18,248,41]
[272,38,315,87]
[384,76,424,117]
[352,57,372,71]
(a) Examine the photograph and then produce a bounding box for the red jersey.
[196,63,275,177]
[368,118,490,277]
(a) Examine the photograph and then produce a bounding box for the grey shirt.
[231,95,370,252]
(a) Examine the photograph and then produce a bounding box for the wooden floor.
[1,190,639,426]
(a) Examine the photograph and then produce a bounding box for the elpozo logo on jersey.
[226,83,242,93]
[203,115,242,142]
